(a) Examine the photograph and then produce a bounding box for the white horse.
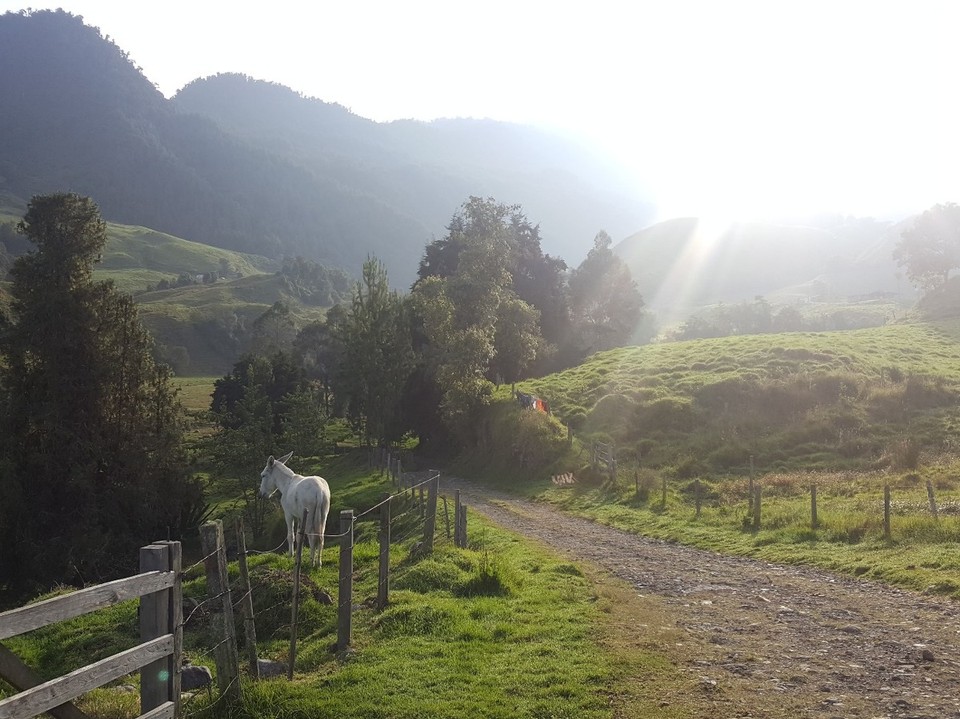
[259,451,331,567]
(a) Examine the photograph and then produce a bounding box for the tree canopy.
[894,203,960,291]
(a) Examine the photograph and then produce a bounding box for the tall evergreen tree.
[332,257,415,447]
[0,193,204,593]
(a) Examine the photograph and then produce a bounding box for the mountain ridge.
[0,9,653,287]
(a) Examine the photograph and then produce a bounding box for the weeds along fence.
[182,461,466,709]
[597,450,960,541]
[0,541,183,719]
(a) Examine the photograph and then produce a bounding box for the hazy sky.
[3,0,959,222]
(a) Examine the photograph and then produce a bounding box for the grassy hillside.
[138,274,329,375]
[518,322,960,475]
[96,222,274,295]
[1,204,337,375]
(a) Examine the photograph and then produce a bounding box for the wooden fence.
[0,541,182,719]
[592,441,617,482]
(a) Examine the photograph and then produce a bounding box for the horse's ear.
[278,451,294,464]
[267,455,276,467]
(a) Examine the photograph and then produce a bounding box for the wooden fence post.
[288,509,308,680]
[139,541,181,715]
[752,485,762,529]
[454,490,462,548]
[337,510,354,651]
[460,505,468,548]
[810,484,818,529]
[926,480,939,519]
[378,495,391,610]
[884,484,892,539]
[235,519,259,680]
[423,472,439,553]
[200,521,240,702]
[442,496,451,539]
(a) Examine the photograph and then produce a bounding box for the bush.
[375,603,459,637]
[510,410,568,471]
[888,438,922,471]
[394,559,465,593]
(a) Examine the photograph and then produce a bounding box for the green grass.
[514,322,960,475]
[524,459,960,599]
[173,376,218,414]
[2,453,694,718]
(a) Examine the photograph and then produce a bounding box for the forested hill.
[0,10,653,286]
[174,74,652,266]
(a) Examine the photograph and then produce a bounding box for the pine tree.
[0,193,203,593]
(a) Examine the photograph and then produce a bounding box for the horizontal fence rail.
[0,541,182,719]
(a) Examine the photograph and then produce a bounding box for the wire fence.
[175,462,467,712]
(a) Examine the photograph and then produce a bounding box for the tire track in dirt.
[441,476,960,719]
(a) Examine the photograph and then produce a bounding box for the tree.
[0,193,204,592]
[250,300,296,356]
[894,203,960,291]
[293,305,347,414]
[332,257,415,447]
[417,198,568,369]
[412,198,547,444]
[566,230,644,360]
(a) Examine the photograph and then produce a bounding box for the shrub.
[510,410,569,471]
[634,397,695,433]
[888,438,922,471]
[454,551,515,597]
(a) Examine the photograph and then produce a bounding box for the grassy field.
[0,453,697,719]
[518,322,960,475]
[462,320,960,600]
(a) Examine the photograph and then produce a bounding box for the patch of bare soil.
[443,477,960,719]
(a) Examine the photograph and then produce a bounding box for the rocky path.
[441,477,960,719]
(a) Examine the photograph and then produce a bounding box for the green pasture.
[0,454,692,719]
[536,463,960,598]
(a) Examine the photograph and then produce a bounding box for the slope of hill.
[615,216,912,314]
[96,222,276,294]
[137,274,330,375]
[519,323,960,474]
[0,10,653,288]
[1,201,341,375]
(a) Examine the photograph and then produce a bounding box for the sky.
[3,0,959,223]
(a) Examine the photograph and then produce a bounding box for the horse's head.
[259,451,294,497]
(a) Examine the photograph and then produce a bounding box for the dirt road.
[442,477,960,719]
